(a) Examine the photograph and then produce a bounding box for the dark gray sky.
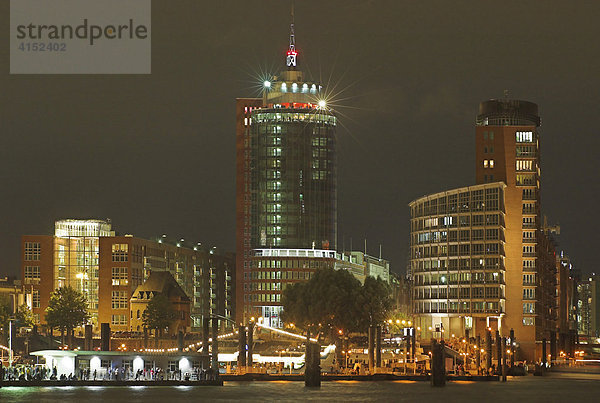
[1,0,599,277]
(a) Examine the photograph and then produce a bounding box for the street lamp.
[8,319,14,366]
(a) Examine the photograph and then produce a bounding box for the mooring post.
[476,335,481,373]
[430,339,446,387]
[305,338,321,387]
[501,337,507,382]
[495,330,501,374]
[238,324,247,372]
[509,328,515,369]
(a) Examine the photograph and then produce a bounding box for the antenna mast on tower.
[286,1,297,70]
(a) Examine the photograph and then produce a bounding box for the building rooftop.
[131,271,190,302]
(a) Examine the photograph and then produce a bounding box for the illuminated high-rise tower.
[475,98,556,360]
[235,12,337,323]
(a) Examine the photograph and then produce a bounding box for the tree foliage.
[356,276,393,328]
[45,286,89,336]
[281,268,393,338]
[142,293,175,334]
[0,296,11,335]
[386,308,413,335]
[15,304,35,328]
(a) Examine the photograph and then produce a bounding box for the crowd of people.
[0,364,219,382]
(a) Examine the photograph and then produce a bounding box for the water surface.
[1,373,599,402]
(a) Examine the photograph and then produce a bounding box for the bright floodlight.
[263,80,271,88]
[318,100,326,108]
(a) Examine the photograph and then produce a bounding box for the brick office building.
[22,219,234,334]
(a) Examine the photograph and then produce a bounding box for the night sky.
[2,1,599,277]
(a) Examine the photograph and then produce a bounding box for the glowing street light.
[263,80,271,88]
[318,100,326,108]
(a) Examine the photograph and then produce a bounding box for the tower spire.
[286,1,297,70]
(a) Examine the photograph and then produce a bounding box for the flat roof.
[31,350,203,357]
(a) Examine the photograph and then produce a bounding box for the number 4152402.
[18,42,66,51]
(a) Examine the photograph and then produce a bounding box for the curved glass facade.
[410,183,507,337]
[250,107,336,250]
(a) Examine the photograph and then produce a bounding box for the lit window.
[516,160,533,171]
[523,288,536,300]
[112,267,128,286]
[111,314,127,326]
[111,244,128,262]
[111,290,128,309]
[33,290,40,308]
[489,160,494,168]
[522,317,535,326]
[24,266,41,281]
[516,131,533,143]
[483,160,488,168]
[523,303,535,314]
[24,242,41,261]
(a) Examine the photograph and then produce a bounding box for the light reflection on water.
[1,376,600,403]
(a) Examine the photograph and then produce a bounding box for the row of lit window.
[414,228,501,244]
[244,282,282,291]
[414,286,502,299]
[412,257,502,271]
[414,214,502,230]
[414,301,501,314]
[244,293,281,303]
[412,242,502,257]
[244,270,314,281]
[414,271,502,284]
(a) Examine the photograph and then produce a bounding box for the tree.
[15,304,35,328]
[281,268,362,339]
[141,293,175,339]
[386,309,413,335]
[45,286,89,348]
[355,276,393,337]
